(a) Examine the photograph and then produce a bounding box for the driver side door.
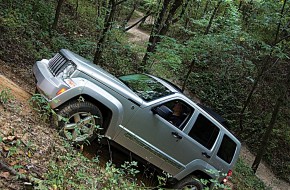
[115,99,203,175]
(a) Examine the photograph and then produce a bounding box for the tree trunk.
[122,2,137,29]
[241,0,253,30]
[184,0,193,28]
[94,0,116,65]
[75,0,79,18]
[239,71,263,132]
[251,93,283,173]
[238,0,243,11]
[182,59,195,92]
[95,0,101,17]
[204,0,222,35]
[159,0,183,36]
[51,0,65,32]
[142,0,183,68]
[274,0,287,44]
[251,67,289,173]
[194,0,201,19]
[239,0,288,131]
[142,0,171,67]
[202,0,211,18]
[93,0,128,64]
[172,0,189,24]
[238,57,280,132]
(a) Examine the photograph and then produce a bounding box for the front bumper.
[33,59,69,100]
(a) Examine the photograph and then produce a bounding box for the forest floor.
[0,11,289,190]
[0,61,289,190]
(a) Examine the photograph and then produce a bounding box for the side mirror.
[152,105,173,120]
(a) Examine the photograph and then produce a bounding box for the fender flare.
[174,159,218,181]
[49,78,124,138]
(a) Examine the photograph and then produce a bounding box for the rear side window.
[188,114,220,149]
[217,135,237,164]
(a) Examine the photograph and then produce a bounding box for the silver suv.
[33,49,241,189]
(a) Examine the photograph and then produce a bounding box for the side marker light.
[56,88,67,96]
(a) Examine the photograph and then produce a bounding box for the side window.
[217,135,237,164]
[153,100,193,129]
[188,114,220,149]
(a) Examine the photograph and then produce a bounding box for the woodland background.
[0,0,289,188]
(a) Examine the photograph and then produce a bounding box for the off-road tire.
[173,175,203,190]
[54,100,103,144]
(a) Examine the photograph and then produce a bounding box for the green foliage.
[100,29,141,75]
[37,142,145,190]
[29,94,55,121]
[149,36,183,72]
[232,159,270,190]
[0,87,14,105]
[198,170,231,190]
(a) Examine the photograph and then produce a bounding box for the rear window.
[217,135,237,164]
[188,114,220,149]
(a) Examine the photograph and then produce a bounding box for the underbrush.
[232,159,269,190]
[37,143,145,190]
[0,99,267,190]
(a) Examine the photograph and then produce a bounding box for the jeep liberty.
[33,49,241,189]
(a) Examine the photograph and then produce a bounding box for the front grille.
[48,53,70,76]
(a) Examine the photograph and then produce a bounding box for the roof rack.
[158,77,183,93]
[197,103,230,129]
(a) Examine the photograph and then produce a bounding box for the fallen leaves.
[2,146,9,152]
[3,135,16,142]
[0,171,10,179]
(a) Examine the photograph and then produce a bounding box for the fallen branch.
[0,159,42,185]
[0,159,19,176]
[125,13,151,31]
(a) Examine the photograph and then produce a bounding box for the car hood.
[60,49,143,103]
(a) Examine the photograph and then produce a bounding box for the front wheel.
[54,100,103,144]
[173,175,203,190]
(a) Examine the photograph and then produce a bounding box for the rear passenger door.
[211,133,239,174]
[185,112,221,166]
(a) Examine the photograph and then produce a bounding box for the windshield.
[118,74,173,101]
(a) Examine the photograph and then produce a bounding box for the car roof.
[157,77,183,93]
[197,103,230,129]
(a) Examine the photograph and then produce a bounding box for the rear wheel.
[173,175,203,190]
[54,100,103,144]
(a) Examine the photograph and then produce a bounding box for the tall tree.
[252,69,289,173]
[142,0,184,68]
[121,0,139,29]
[202,0,211,18]
[251,0,289,173]
[93,0,128,64]
[239,0,289,132]
[204,0,222,35]
[51,0,65,32]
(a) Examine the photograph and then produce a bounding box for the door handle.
[171,132,182,140]
[202,152,211,158]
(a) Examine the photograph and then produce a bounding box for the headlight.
[61,63,76,79]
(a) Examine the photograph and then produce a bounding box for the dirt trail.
[126,11,290,190]
[0,75,31,102]
[240,146,289,190]
[127,18,150,43]
[126,10,151,43]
